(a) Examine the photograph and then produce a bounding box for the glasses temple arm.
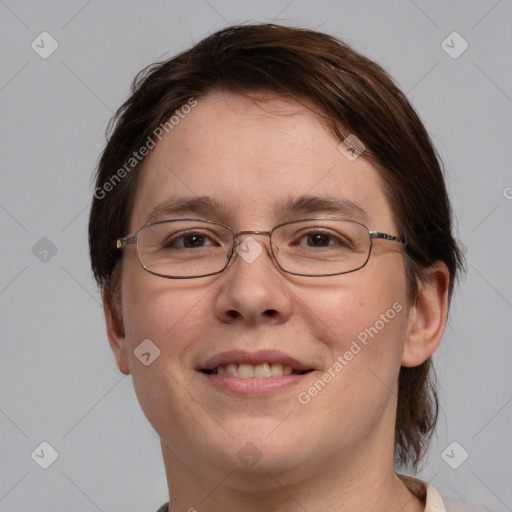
[116,235,137,249]
[369,231,406,245]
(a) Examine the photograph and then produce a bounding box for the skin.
[104,91,450,512]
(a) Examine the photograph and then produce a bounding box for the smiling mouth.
[202,363,314,378]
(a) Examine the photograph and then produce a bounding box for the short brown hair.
[88,23,464,469]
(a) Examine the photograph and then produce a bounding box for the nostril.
[264,309,278,317]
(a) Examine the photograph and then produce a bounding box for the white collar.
[398,473,446,512]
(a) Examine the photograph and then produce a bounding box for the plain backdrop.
[1,1,511,511]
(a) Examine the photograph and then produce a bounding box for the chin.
[225,426,318,474]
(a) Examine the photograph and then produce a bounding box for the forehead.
[129,91,395,232]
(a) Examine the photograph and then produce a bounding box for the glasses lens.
[136,220,233,277]
[272,219,370,276]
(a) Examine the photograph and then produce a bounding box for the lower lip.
[199,372,313,396]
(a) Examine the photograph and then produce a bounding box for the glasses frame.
[116,217,406,279]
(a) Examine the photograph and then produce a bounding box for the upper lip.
[199,350,314,372]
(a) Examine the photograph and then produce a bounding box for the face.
[109,91,413,485]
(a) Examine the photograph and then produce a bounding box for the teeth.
[270,363,283,377]
[226,363,238,377]
[238,364,254,378]
[254,363,270,377]
[212,362,297,378]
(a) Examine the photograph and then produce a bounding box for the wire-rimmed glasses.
[116,218,406,279]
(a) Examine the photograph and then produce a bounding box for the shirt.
[155,474,446,512]
[398,474,446,512]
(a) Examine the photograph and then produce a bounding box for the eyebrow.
[145,196,233,224]
[275,195,369,224]
[144,194,369,225]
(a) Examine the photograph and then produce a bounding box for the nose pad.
[227,243,236,260]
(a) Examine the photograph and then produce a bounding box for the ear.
[401,261,450,367]
[103,290,131,375]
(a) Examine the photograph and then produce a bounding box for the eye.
[294,229,352,248]
[305,232,333,247]
[163,230,218,249]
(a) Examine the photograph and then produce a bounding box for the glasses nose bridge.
[233,229,272,240]
[234,228,273,244]
[230,229,274,257]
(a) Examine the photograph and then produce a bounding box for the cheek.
[118,270,210,432]
[296,270,408,408]
[302,266,408,349]
[121,260,207,345]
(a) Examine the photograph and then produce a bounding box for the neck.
[159,416,424,512]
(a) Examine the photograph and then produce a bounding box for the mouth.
[201,363,313,378]
[197,350,316,394]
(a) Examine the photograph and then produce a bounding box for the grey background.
[1,0,511,510]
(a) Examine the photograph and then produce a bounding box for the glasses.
[116,218,406,279]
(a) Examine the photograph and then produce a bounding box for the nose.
[213,233,293,326]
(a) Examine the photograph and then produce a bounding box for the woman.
[89,24,463,511]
